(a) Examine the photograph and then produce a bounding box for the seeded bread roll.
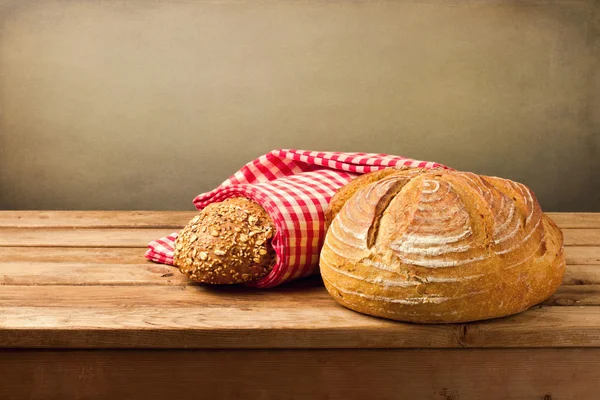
[173,198,276,284]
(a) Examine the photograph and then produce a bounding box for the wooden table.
[0,211,599,399]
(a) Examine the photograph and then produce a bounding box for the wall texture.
[0,0,598,211]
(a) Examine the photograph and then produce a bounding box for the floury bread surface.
[320,169,565,323]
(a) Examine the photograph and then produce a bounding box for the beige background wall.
[0,0,598,211]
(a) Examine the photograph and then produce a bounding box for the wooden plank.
[0,262,189,286]
[0,306,460,349]
[0,211,195,228]
[1,349,599,400]
[565,246,600,264]
[457,307,600,348]
[1,280,597,306]
[0,282,331,308]
[0,262,597,287]
[563,229,600,246]
[546,212,600,228]
[0,211,596,229]
[0,247,598,285]
[0,228,177,247]
[563,264,600,285]
[543,284,600,306]
[1,277,599,307]
[0,226,597,247]
[0,247,148,263]
[0,282,597,308]
[0,247,188,286]
[10,263,600,288]
[0,284,600,348]
[0,255,596,293]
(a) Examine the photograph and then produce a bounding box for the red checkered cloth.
[146,149,448,288]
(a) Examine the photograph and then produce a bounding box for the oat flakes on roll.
[173,198,276,284]
[320,168,566,323]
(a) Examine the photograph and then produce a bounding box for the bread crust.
[325,167,444,230]
[320,169,566,323]
[174,198,276,284]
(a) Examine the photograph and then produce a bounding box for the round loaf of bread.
[174,197,276,284]
[320,169,565,323]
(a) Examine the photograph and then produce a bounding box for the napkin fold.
[146,149,447,287]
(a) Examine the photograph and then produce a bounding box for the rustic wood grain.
[0,247,146,263]
[456,306,600,348]
[0,211,195,228]
[0,282,331,307]
[0,228,177,247]
[0,306,461,349]
[0,303,599,348]
[0,211,596,229]
[563,229,600,246]
[7,246,593,269]
[0,262,188,286]
[0,227,596,247]
[545,212,600,228]
[1,349,599,400]
[0,281,597,307]
[0,212,599,352]
[565,246,600,264]
[1,260,595,287]
[543,284,600,306]
[0,212,598,399]
[563,264,600,285]
[0,247,596,286]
